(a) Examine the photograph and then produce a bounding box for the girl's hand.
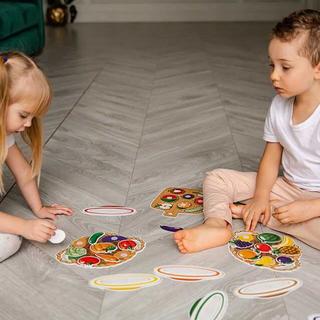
[242,197,271,231]
[35,204,73,220]
[22,219,56,243]
[273,200,319,224]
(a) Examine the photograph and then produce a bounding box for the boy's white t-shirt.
[6,135,15,148]
[264,95,320,192]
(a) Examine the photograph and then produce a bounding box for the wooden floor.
[0,22,319,320]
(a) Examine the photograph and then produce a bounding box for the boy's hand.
[273,200,320,224]
[22,219,56,243]
[35,204,73,220]
[242,197,271,231]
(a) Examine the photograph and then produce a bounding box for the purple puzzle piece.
[160,225,183,232]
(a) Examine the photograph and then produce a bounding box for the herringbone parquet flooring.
[0,22,319,320]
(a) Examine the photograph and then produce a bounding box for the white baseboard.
[76,2,309,22]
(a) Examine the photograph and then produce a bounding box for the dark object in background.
[69,5,77,23]
[0,0,45,55]
[46,0,77,26]
[46,5,68,26]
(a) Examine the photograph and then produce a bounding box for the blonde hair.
[0,52,52,193]
[271,9,320,66]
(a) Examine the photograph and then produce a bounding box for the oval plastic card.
[83,205,137,217]
[154,265,224,282]
[190,290,228,320]
[234,278,302,299]
[90,273,161,291]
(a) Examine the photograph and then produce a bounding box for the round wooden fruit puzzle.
[151,187,203,218]
[229,231,301,271]
[56,232,145,268]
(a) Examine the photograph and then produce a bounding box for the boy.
[175,9,320,253]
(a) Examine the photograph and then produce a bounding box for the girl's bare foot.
[174,218,232,253]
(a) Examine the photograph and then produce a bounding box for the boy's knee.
[0,234,22,263]
[204,168,231,184]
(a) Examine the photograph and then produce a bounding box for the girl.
[0,52,72,262]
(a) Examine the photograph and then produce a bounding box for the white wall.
[306,0,320,9]
[74,0,317,22]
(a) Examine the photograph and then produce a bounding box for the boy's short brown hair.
[271,9,320,66]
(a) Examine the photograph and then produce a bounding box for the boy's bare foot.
[174,218,232,253]
[229,203,245,219]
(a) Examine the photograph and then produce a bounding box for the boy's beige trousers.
[204,169,320,250]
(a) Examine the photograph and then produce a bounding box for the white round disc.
[49,229,66,244]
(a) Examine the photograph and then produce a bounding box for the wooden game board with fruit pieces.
[56,232,145,268]
[229,231,301,271]
[151,187,203,218]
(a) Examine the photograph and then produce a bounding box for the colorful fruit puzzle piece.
[151,187,203,218]
[228,231,301,272]
[56,232,145,268]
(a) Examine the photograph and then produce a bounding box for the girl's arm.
[0,211,56,242]
[6,144,42,214]
[242,141,283,230]
[5,144,72,219]
[0,211,27,235]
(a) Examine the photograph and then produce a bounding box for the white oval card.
[154,265,224,282]
[190,290,228,320]
[234,278,302,299]
[89,273,161,291]
[83,205,137,217]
